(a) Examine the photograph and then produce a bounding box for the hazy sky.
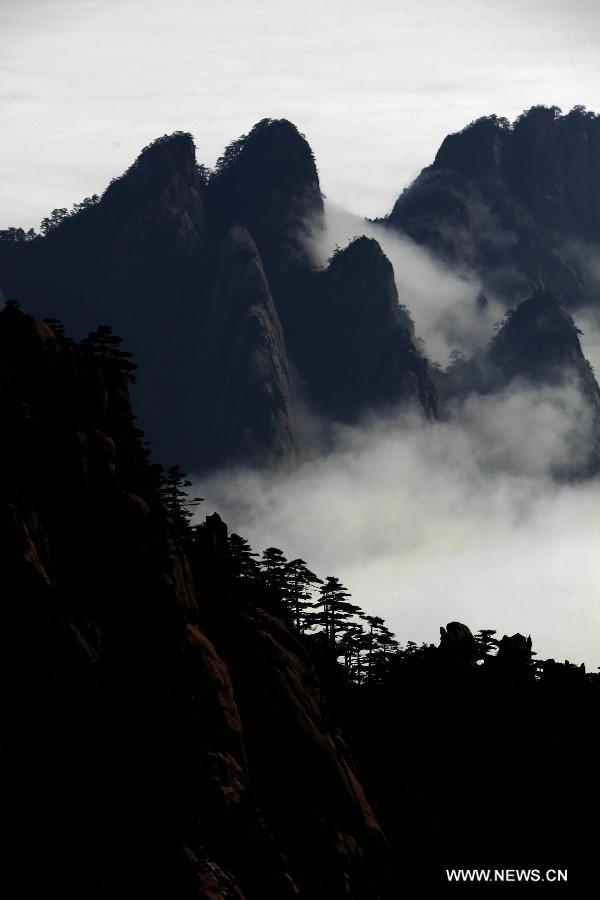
[2,0,600,228]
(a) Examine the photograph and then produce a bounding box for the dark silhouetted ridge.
[489,290,595,382]
[206,118,324,272]
[294,236,437,420]
[387,105,600,308]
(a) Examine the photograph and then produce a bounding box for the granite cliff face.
[0,306,385,899]
[387,106,600,308]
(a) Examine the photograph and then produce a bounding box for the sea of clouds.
[194,207,600,669]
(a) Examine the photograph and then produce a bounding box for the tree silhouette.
[40,208,69,235]
[309,577,362,649]
[159,464,203,535]
[475,628,498,661]
[284,558,322,632]
[0,226,37,242]
[229,533,260,579]
[339,622,371,683]
[260,547,289,593]
[80,325,138,383]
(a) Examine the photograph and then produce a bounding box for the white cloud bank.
[196,381,600,670]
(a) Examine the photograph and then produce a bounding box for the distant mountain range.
[1,106,600,473]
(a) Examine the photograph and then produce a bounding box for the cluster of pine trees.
[225,533,399,683]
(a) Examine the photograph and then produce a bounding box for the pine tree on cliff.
[284,558,322,632]
[80,324,138,383]
[475,628,498,660]
[229,533,260,579]
[159,464,203,536]
[361,615,399,680]
[309,577,362,649]
[260,547,289,594]
[339,622,370,684]
[363,615,384,680]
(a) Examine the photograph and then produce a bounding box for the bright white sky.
[1,0,599,229]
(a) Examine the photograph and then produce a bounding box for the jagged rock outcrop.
[0,305,385,899]
[193,226,296,469]
[386,105,600,308]
[496,633,533,666]
[438,622,477,664]
[295,237,437,421]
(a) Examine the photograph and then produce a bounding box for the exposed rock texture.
[387,105,600,308]
[0,306,385,899]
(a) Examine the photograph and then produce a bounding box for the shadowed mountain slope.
[386,105,600,309]
[0,121,436,471]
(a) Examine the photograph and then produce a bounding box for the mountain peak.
[136,130,196,172]
[206,118,323,270]
[105,131,200,200]
[489,290,585,375]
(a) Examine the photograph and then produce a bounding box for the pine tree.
[229,533,260,580]
[159,464,203,536]
[475,629,498,661]
[362,615,399,681]
[80,325,138,383]
[339,622,370,684]
[260,547,289,593]
[308,577,362,648]
[284,558,322,632]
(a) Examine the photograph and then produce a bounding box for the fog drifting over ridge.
[192,203,600,670]
[304,203,505,366]
[197,380,600,670]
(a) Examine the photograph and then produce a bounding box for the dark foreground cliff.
[0,305,385,899]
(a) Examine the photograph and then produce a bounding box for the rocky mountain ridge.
[386,105,600,309]
[0,120,436,472]
[2,107,600,473]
